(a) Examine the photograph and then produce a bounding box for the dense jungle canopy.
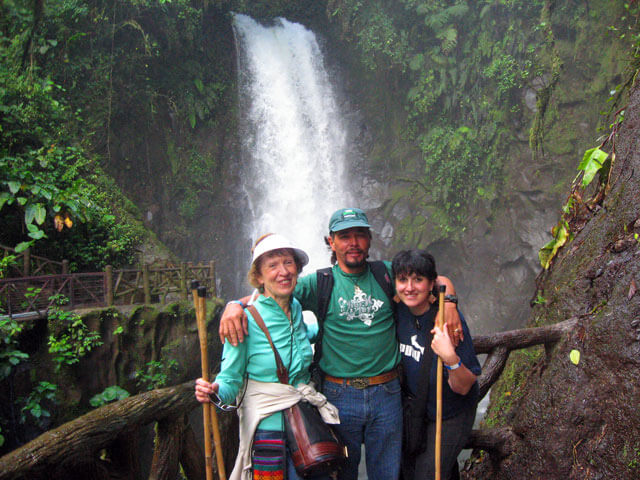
[1,0,640,478]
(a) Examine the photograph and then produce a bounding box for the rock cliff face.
[465,83,640,479]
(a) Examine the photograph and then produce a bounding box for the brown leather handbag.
[247,305,348,477]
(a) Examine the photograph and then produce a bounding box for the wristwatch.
[444,294,458,304]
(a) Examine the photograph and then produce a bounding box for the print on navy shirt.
[400,334,425,362]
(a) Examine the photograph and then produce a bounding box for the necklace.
[344,271,366,297]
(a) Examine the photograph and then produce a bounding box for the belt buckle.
[350,377,369,389]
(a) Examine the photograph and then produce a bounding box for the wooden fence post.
[23,248,30,276]
[208,260,216,297]
[142,263,151,304]
[180,262,187,300]
[62,260,69,275]
[105,265,114,306]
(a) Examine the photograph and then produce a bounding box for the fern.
[438,26,458,53]
[446,3,470,20]
[425,11,449,30]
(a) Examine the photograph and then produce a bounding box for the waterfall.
[232,13,351,274]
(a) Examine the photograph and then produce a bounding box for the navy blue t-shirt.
[397,302,481,421]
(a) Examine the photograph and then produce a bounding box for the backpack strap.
[312,267,334,369]
[315,267,334,327]
[368,260,395,311]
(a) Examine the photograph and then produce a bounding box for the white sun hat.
[251,233,309,268]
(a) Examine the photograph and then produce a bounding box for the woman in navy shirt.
[392,250,481,480]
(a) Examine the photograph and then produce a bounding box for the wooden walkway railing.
[1,244,68,277]
[0,261,216,319]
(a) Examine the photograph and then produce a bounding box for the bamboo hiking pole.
[435,284,447,480]
[192,281,213,480]
[199,285,227,480]
[192,281,227,480]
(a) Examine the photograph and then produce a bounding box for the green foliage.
[329,0,549,236]
[417,124,497,224]
[47,294,102,372]
[0,316,28,381]
[135,358,179,390]
[578,147,610,188]
[0,0,218,269]
[0,16,145,269]
[0,69,92,252]
[19,381,58,427]
[483,53,529,100]
[89,385,130,407]
[539,219,571,270]
[0,254,18,279]
[355,7,410,72]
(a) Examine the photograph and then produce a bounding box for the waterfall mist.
[232,14,352,279]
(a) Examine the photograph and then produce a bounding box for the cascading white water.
[232,13,351,273]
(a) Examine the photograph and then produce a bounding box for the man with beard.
[218,208,461,480]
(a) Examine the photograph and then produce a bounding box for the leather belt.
[324,369,398,389]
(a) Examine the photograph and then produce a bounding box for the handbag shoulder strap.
[247,304,289,384]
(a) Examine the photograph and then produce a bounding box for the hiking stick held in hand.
[193,282,226,480]
[198,285,227,480]
[435,284,446,480]
[192,281,214,480]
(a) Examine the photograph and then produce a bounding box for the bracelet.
[444,360,461,370]
[444,294,458,304]
[227,300,245,308]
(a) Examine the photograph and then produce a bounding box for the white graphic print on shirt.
[337,285,384,326]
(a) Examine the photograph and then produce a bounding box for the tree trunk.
[0,382,197,480]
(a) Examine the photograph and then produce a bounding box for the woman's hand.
[430,325,458,366]
[430,326,477,395]
[195,378,218,404]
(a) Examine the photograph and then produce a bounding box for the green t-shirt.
[295,262,400,377]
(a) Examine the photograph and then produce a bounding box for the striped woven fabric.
[252,438,286,480]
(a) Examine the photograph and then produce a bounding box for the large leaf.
[539,221,570,269]
[34,204,46,225]
[194,78,205,94]
[0,192,11,210]
[15,242,32,253]
[7,181,21,194]
[578,147,609,188]
[25,204,34,225]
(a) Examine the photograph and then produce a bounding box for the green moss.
[482,345,544,428]
[545,121,578,156]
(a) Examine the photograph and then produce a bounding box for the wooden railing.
[0,273,106,318]
[0,261,217,319]
[1,245,67,277]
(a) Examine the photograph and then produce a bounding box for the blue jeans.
[322,377,402,480]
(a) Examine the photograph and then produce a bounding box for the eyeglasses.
[208,390,239,412]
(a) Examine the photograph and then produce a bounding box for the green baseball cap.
[328,208,371,232]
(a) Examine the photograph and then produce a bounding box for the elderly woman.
[195,233,338,480]
[392,249,481,480]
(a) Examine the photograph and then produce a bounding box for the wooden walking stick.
[192,281,214,480]
[192,281,227,480]
[435,284,446,480]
